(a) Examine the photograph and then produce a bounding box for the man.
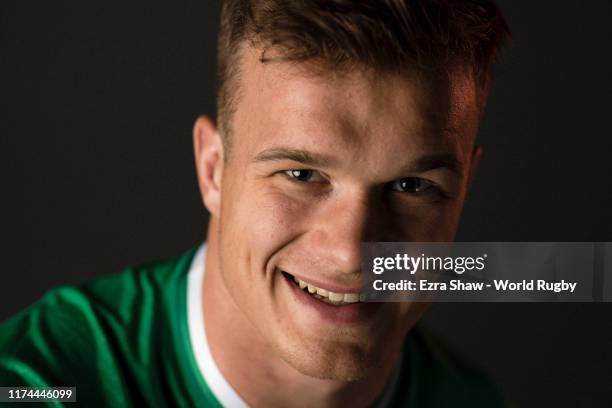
[0,0,510,406]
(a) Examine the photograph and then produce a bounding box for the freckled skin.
[194,46,482,406]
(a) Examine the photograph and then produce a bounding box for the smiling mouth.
[282,272,367,305]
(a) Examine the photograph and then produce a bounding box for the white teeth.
[291,275,364,304]
[316,287,329,297]
[328,292,344,302]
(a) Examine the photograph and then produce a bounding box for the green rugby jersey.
[0,247,505,407]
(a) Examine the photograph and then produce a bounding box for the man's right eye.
[284,169,325,182]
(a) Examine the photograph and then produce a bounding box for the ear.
[193,115,223,218]
[466,144,483,192]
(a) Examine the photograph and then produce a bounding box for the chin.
[277,334,379,381]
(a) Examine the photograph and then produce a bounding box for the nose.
[310,189,384,276]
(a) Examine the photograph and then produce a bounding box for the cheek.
[391,203,464,241]
[252,189,308,246]
[220,181,312,275]
[218,183,317,330]
[248,188,312,258]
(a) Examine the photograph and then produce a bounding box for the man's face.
[213,47,480,380]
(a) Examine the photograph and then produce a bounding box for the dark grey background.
[2,1,611,407]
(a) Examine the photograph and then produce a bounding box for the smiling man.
[0,1,509,407]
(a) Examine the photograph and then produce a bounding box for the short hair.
[216,0,510,154]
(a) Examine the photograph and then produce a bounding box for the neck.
[202,218,399,407]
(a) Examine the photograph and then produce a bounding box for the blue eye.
[285,169,314,182]
[391,177,433,193]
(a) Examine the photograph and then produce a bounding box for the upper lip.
[282,270,364,294]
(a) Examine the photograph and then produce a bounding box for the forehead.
[232,46,479,169]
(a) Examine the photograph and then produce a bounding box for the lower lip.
[283,273,382,325]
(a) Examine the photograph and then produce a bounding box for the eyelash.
[283,169,443,196]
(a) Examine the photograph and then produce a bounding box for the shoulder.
[398,325,507,408]
[0,249,196,402]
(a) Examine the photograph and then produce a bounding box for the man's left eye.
[284,169,325,182]
[390,177,434,193]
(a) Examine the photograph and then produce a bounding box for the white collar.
[187,244,249,408]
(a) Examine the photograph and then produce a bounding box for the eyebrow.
[254,148,334,167]
[254,148,463,176]
[409,153,464,177]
